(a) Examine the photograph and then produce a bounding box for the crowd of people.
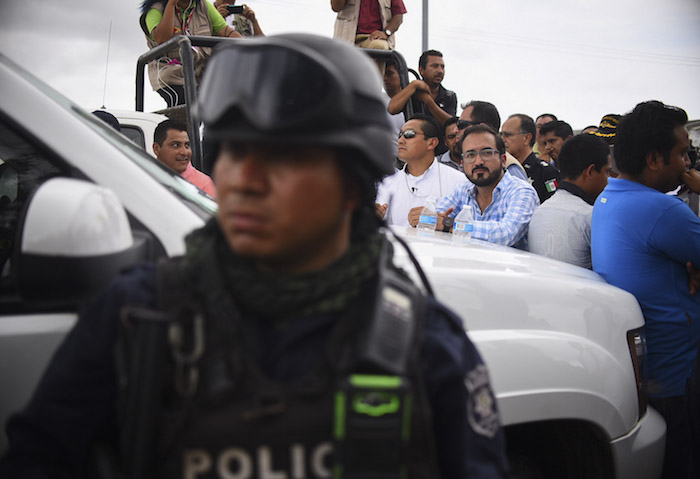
[1,2,696,478]
[375,47,700,478]
[141,4,699,476]
[329,8,700,477]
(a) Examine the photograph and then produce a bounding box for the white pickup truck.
[0,52,665,478]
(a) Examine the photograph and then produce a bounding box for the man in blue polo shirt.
[591,100,700,479]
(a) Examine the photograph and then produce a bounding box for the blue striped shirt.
[437,171,539,249]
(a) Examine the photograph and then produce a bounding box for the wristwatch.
[442,217,454,233]
[384,29,392,37]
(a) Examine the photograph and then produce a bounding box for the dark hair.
[509,114,536,147]
[443,116,460,135]
[461,100,501,130]
[539,120,573,140]
[409,113,441,140]
[536,113,558,122]
[385,57,399,73]
[154,119,188,145]
[558,134,610,180]
[615,100,688,176]
[458,124,506,157]
[418,50,443,70]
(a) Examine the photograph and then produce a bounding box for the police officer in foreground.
[0,34,509,478]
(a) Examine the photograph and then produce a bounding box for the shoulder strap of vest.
[114,258,185,479]
[332,237,441,478]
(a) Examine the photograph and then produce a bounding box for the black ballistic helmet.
[197,33,395,178]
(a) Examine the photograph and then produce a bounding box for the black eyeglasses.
[457,120,478,130]
[461,148,500,164]
[398,129,428,140]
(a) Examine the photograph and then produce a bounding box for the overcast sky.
[1,0,699,130]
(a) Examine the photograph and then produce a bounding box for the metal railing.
[136,36,413,171]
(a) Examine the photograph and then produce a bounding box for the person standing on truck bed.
[331,0,406,52]
[139,0,264,107]
[0,33,510,479]
[591,100,700,479]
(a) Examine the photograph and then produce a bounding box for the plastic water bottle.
[452,204,473,240]
[417,199,438,232]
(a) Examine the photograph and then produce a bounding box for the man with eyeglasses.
[437,117,466,171]
[436,124,539,249]
[460,101,527,182]
[501,114,560,203]
[387,50,456,129]
[376,114,465,227]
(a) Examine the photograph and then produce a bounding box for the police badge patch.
[464,365,499,438]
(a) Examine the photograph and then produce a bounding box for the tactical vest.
[117,252,441,479]
[143,1,213,92]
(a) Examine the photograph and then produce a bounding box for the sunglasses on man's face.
[457,120,478,130]
[398,129,428,140]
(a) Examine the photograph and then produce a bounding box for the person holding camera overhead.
[214,1,265,38]
[139,0,265,107]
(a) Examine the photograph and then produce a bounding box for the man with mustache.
[437,117,466,172]
[387,50,456,128]
[459,100,527,182]
[436,124,539,249]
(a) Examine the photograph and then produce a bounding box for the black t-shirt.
[410,85,457,156]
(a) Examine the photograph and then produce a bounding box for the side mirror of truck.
[17,178,147,305]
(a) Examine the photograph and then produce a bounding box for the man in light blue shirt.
[436,124,539,249]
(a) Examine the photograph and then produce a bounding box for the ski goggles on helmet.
[198,38,356,137]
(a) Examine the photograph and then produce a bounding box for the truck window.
[0,117,65,294]
[120,124,147,151]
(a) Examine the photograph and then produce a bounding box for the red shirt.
[356,0,407,34]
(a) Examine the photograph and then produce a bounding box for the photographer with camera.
[214,1,265,37]
[139,0,265,107]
